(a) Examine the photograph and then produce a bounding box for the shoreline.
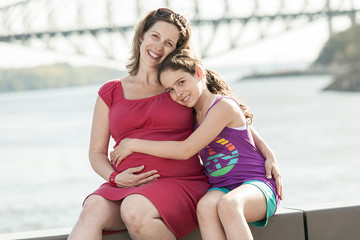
[240,69,330,81]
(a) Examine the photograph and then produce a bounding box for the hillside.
[0,63,126,92]
[314,24,360,91]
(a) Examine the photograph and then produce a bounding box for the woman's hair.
[158,49,254,123]
[126,8,192,76]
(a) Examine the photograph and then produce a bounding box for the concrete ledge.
[102,228,201,240]
[101,207,305,240]
[0,207,303,240]
[0,204,358,240]
[250,207,305,240]
[0,228,71,240]
[102,207,305,240]
[292,202,360,240]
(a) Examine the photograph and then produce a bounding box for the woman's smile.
[147,50,161,60]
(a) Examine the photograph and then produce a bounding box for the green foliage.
[0,63,126,92]
[315,24,360,66]
[314,24,360,91]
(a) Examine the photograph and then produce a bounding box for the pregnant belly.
[112,152,204,179]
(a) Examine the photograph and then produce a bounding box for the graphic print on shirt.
[203,137,239,177]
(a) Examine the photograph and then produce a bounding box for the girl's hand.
[110,138,134,167]
[265,156,284,200]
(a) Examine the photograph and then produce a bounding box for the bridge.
[0,0,359,61]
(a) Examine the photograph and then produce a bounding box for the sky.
[0,0,356,70]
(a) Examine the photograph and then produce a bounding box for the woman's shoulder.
[100,79,122,91]
[98,79,124,108]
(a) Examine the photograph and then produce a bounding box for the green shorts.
[208,180,277,227]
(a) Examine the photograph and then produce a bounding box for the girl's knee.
[217,196,244,218]
[197,195,218,218]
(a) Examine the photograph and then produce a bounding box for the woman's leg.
[218,184,267,240]
[196,190,226,240]
[68,195,126,240]
[120,194,176,240]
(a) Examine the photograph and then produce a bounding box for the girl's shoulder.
[212,96,240,113]
[208,96,247,129]
[203,97,240,123]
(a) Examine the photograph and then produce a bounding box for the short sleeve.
[98,79,120,108]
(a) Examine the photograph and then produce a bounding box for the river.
[0,74,359,234]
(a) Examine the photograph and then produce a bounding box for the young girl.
[111,49,282,240]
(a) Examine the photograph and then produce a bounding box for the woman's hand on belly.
[115,165,160,188]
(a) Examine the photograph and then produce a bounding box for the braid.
[205,69,232,96]
[159,49,254,124]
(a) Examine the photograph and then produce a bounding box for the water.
[0,85,104,233]
[1,74,360,234]
[233,76,360,208]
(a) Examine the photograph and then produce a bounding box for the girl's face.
[140,21,180,69]
[160,68,203,108]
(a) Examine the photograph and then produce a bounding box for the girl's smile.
[160,70,201,108]
[182,95,190,102]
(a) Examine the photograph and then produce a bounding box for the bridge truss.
[0,0,359,60]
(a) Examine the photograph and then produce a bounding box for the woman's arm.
[90,96,160,187]
[111,100,240,165]
[250,125,283,200]
[89,96,114,180]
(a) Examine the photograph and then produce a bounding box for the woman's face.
[140,21,180,69]
[160,68,203,108]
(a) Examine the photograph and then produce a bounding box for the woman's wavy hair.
[126,8,191,76]
[158,49,254,123]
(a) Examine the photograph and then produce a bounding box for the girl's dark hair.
[158,49,253,123]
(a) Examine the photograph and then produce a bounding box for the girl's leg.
[68,195,126,240]
[196,190,226,240]
[218,184,267,240]
[120,194,176,240]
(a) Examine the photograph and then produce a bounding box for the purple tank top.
[195,96,278,199]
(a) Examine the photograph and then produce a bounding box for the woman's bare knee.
[120,194,175,239]
[121,194,159,229]
[81,195,106,221]
[80,195,123,229]
[69,196,124,239]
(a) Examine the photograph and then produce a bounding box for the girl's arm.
[111,99,241,165]
[90,96,160,187]
[250,125,283,200]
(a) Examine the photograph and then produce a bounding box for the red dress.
[86,79,210,239]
